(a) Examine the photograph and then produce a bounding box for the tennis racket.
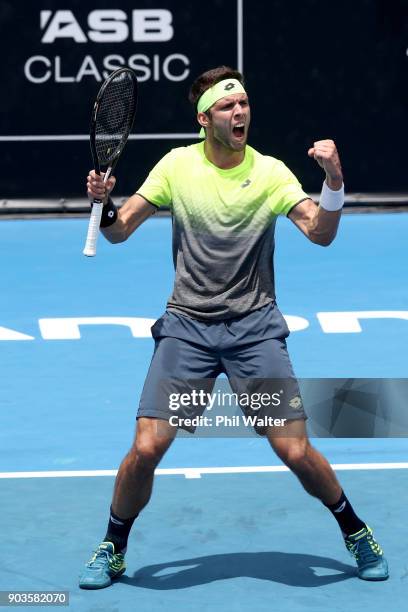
[83,68,138,257]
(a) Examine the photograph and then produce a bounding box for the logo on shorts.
[289,396,302,409]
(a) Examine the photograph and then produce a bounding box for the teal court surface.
[1,213,407,611]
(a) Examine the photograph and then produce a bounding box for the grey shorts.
[137,302,306,433]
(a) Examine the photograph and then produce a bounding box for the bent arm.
[288,139,344,246]
[86,169,158,243]
[101,194,158,243]
[288,196,341,246]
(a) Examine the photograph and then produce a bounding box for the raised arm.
[288,139,344,246]
[87,170,157,244]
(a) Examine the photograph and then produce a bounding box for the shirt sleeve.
[136,151,174,210]
[268,160,310,216]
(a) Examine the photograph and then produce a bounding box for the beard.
[213,127,248,151]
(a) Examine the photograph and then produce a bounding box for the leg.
[111,417,175,518]
[267,419,388,580]
[79,313,223,589]
[79,417,175,590]
[266,419,341,504]
[110,322,220,529]
[219,303,388,581]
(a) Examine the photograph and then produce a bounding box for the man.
[79,66,388,588]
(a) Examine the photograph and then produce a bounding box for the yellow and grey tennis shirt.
[137,142,309,320]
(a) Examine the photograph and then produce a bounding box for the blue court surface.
[1,213,408,611]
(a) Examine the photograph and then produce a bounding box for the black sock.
[103,506,138,553]
[324,490,366,537]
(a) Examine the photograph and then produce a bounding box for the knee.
[129,438,166,471]
[274,438,310,469]
[126,418,174,471]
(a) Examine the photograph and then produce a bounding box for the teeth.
[235,123,244,127]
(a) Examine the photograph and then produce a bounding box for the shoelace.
[347,533,381,565]
[86,548,112,569]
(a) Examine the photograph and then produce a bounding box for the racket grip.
[83,200,103,257]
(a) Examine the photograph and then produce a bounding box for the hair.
[188,66,245,109]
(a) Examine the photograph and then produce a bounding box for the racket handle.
[83,200,103,257]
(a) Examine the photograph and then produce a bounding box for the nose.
[233,102,244,118]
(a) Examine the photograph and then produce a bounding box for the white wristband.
[319,180,344,212]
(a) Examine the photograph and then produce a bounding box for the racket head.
[90,68,138,173]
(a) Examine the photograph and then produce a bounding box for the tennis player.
[79,66,388,588]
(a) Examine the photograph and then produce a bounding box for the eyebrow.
[216,96,248,107]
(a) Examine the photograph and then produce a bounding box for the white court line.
[1,463,408,480]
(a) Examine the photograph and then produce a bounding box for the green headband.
[197,78,246,139]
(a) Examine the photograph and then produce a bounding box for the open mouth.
[232,123,245,138]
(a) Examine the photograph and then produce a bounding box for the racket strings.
[95,71,137,166]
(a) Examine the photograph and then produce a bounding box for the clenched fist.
[87,170,117,204]
[308,140,343,189]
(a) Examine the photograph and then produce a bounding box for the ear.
[197,111,210,129]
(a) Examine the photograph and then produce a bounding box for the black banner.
[0,0,407,198]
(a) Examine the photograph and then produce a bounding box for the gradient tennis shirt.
[137,142,309,320]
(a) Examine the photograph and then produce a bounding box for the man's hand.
[308,140,343,190]
[87,170,116,204]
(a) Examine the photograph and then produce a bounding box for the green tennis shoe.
[344,525,389,581]
[79,542,126,589]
